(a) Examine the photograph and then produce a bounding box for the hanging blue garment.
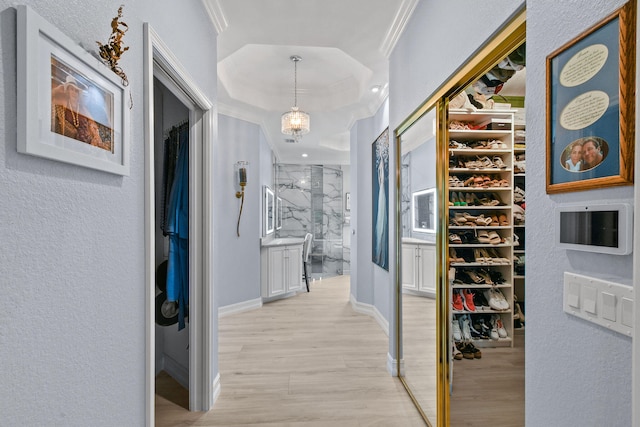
[165,127,189,330]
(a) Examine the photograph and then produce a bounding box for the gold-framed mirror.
[397,105,439,424]
[395,8,526,427]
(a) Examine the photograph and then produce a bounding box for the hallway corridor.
[155,275,425,426]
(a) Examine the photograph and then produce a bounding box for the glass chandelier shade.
[281,55,310,141]
[281,107,310,138]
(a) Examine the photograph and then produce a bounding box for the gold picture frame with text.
[546,1,635,193]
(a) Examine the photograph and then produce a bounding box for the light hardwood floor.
[401,293,438,422]
[155,275,426,426]
[401,293,525,427]
[449,329,525,427]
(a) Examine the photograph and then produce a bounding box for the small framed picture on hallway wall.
[17,5,130,176]
[546,0,635,193]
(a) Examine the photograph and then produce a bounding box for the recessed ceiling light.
[302,153,308,158]
[371,85,381,93]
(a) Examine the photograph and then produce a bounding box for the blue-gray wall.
[350,98,391,340]
[527,1,632,425]
[0,1,217,425]
[216,114,272,308]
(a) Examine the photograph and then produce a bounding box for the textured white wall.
[0,1,217,425]
[526,1,632,425]
[389,0,634,425]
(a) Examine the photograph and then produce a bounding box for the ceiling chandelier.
[281,55,310,142]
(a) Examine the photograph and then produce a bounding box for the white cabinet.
[402,241,436,297]
[261,241,303,299]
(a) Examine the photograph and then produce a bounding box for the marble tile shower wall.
[276,164,345,278]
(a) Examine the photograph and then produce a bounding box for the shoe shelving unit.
[448,109,515,348]
[513,120,525,329]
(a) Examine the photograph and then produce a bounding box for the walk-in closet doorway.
[143,24,216,426]
[394,8,526,426]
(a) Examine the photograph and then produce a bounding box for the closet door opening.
[153,77,191,407]
[144,24,216,425]
[447,45,526,426]
[394,9,525,427]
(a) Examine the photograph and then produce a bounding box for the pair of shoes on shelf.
[488,270,505,284]
[473,292,489,311]
[459,315,474,341]
[470,319,490,339]
[449,248,465,263]
[484,288,510,311]
[455,341,482,359]
[462,289,476,312]
[477,230,502,244]
[491,314,508,338]
[452,289,464,311]
[513,295,525,325]
[449,175,465,188]
[452,319,463,341]
[453,289,477,312]
[449,139,470,149]
[475,248,507,263]
[450,191,467,206]
[452,344,463,360]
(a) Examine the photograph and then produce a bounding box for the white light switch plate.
[563,272,633,337]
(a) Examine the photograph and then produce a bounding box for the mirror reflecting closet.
[398,106,439,424]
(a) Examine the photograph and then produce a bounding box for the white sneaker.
[484,289,503,311]
[452,319,462,341]
[494,315,508,338]
[488,318,499,340]
[460,316,472,341]
[493,288,510,310]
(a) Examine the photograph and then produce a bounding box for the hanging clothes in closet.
[164,123,189,330]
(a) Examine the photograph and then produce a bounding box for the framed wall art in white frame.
[17,5,130,176]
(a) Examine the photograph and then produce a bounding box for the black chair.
[302,233,313,292]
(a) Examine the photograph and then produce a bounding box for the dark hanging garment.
[165,126,189,330]
[160,127,181,236]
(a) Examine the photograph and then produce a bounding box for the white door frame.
[143,23,217,426]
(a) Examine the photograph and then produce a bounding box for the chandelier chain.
[293,57,298,107]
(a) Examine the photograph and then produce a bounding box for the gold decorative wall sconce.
[235,161,248,236]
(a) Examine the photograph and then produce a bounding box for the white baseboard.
[349,293,389,336]
[212,372,221,406]
[387,353,403,376]
[163,354,189,390]
[218,297,262,318]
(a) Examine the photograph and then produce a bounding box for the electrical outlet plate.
[563,272,634,337]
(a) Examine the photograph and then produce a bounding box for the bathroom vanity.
[401,237,436,297]
[260,238,305,300]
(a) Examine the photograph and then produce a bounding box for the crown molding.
[202,0,228,35]
[379,0,419,58]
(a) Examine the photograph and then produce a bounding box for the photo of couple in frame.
[546,1,635,193]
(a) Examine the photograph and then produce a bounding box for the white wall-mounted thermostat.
[555,203,633,255]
